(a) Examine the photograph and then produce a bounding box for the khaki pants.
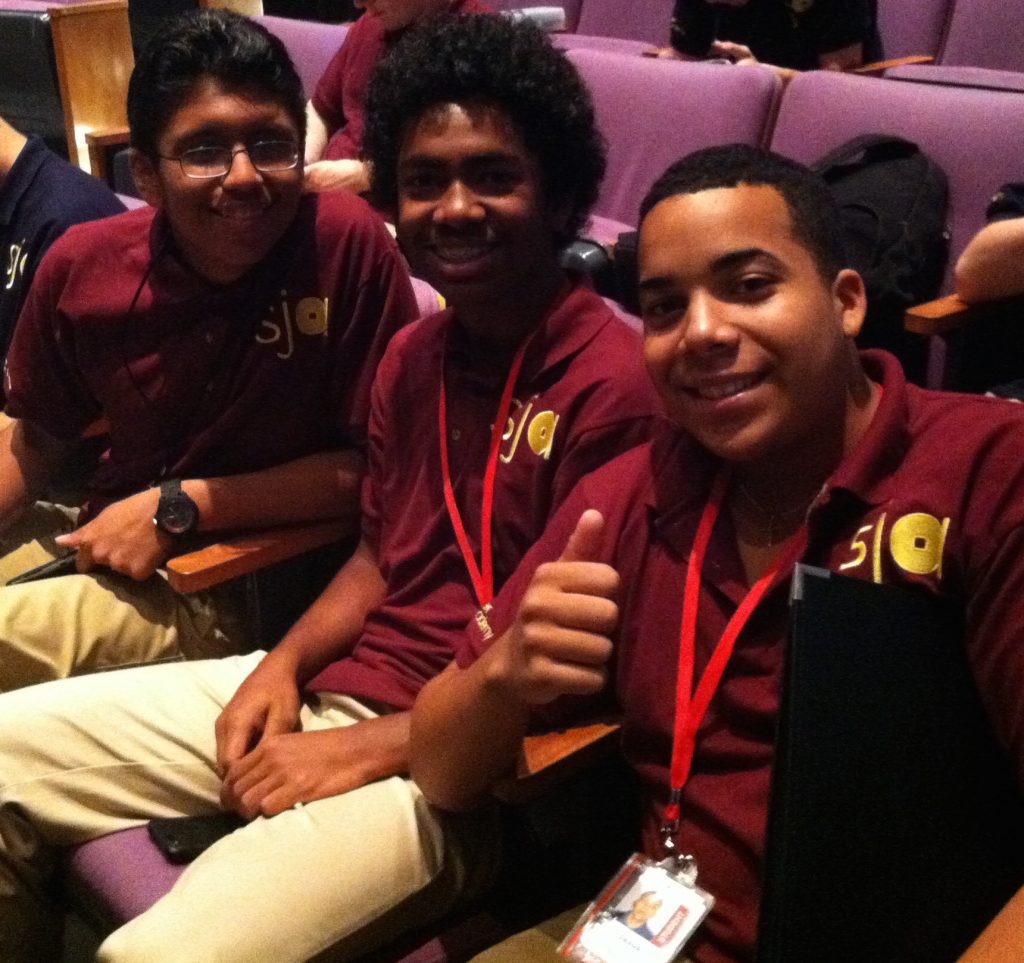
[0,651,497,962]
[0,502,247,692]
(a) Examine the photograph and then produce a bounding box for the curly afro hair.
[363,13,606,245]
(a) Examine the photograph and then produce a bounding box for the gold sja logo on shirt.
[256,290,330,359]
[499,397,560,464]
[839,511,950,583]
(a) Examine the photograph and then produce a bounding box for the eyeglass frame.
[156,140,302,180]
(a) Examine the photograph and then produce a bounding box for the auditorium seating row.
[3,4,1013,960]
[495,0,1024,74]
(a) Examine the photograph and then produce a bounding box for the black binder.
[757,565,1024,962]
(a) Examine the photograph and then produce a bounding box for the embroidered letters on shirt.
[500,397,560,465]
[5,240,27,292]
[839,510,951,584]
[256,290,330,360]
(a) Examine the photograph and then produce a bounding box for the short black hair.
[640,144,846,281]
[127,10,306,157]
[363,14,606,245]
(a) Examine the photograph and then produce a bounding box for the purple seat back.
[875,0,953,59]
[255,14,349,99]
[938,0,1024,70]
[574,0,672,45]
[769,70,1024,293]
[887,64,1024,95]
[567,50,781,232]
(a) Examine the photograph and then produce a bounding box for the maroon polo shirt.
[464,350,1024,963]
[5,191,416,518]
[311,0,491,162]
[307,278,665,709]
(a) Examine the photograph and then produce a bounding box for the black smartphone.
[148,812,246,864]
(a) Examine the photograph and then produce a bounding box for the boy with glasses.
[0,15,661,962]
[0,10,416,690]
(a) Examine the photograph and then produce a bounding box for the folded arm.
[55,448,364,580]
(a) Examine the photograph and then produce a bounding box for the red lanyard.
[437,339,528,610]
[661,468,808,852]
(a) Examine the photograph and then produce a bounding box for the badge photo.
[559,853,714,963]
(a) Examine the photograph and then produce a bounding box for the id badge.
[558,852,714,963]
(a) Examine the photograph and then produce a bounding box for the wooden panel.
[85,125,129,183]
[166,518,349,594]
[49,0,133,171]
[199,0,265,13]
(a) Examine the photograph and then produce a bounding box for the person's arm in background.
[956,219,1024,303]
[956,186,1024,303]
[303,98,372,193]
[305,100,331,164]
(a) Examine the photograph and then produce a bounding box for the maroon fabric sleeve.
[4,238,101,439]
[311,27,353,132]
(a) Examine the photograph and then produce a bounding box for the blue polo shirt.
[0,136,124,385]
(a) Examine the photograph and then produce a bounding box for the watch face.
[159,494,199,535]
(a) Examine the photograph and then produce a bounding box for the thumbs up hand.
[485,510,619,707]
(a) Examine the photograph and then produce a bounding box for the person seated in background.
[0,9,416,692]
[0,15,663,962]
[411,144,1024,962]
[654,0,879,77]
[956,183,1024,304]
[304,0,491,194]
[0,115,124,393]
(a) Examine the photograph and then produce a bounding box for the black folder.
[757,565,1024,962]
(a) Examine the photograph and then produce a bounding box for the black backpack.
[813,135,949,384]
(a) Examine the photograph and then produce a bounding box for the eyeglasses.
[159,140,300,179]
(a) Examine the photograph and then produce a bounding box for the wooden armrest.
[494,720,621,805]
[851,54,933,75]
[166,518,350,594]
[906,292,1024,337]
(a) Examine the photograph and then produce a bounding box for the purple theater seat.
[552,32,651,56]
[769,69,1024,294]
[255,14,349,99]
[566,50,781,242]
[938,0,1024,71]
[0,1,52,9]
[875,0,953,59]
[66,827,186,930]
[573,0,672,45]
[887,64,1024,94]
